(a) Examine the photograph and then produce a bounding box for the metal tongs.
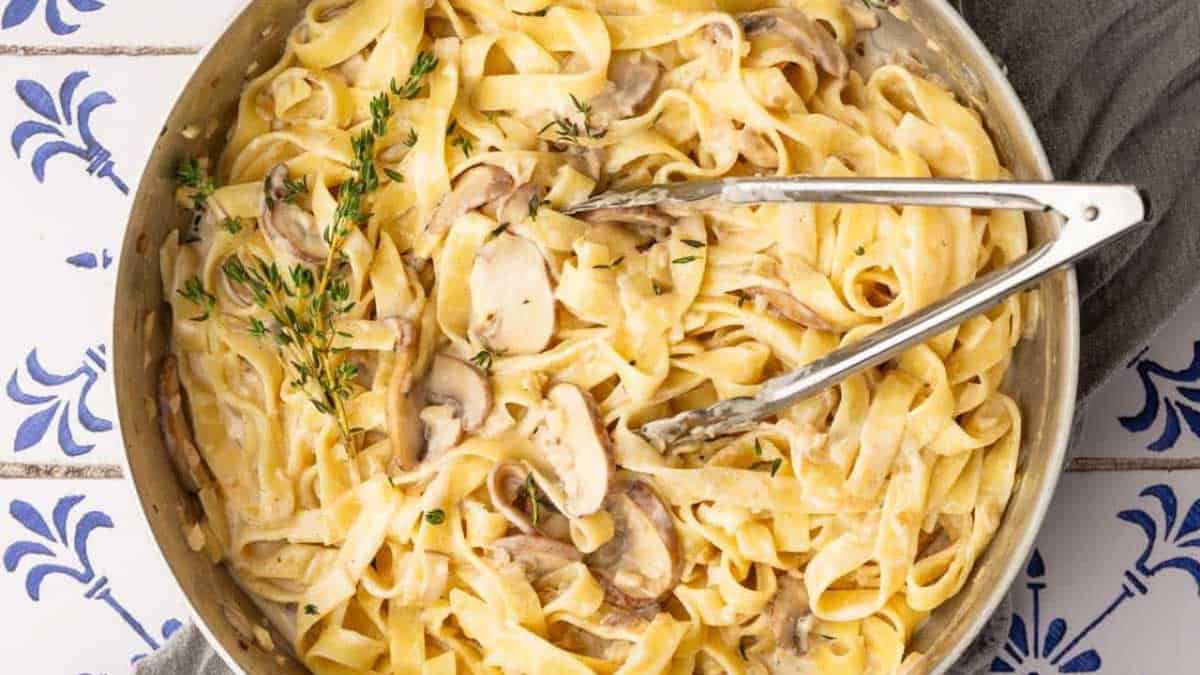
[565,178,1150,448]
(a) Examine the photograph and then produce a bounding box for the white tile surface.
[995,471,1200,674]
[0,1,1197,674]
[0,55,196,463]
[0,0,243,46]
[0,480,190,672]
[1078,291,1200,457]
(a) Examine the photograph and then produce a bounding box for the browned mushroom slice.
[586,479,679,608]
[564,146,606,185]
[426,354,492,431]
[744,286,836,332]
[386,318,425,471]
[558,623,634,663]
[494,183,541,227]
[157,355,215,493]
[426,165,516,235]
[492,535,582,579]
[534,383,614,517]
[468,233,557,355]
[738,9,849,78]
[765,574,814,655]
[488,460,539,534]
[578,206,674,240]
[591,52,662,121]
[260,164,326,264]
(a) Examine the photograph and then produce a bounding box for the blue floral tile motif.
[990,551,1102,673]
[11,71,128,194]
[3,495,181,661]
[992,484,1200,673]
[66,248,112,269]
[1118,343,1200,451]
[7,345,112,456]
[1,0,105,35]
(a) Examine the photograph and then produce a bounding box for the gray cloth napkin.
[137,0,1200,673]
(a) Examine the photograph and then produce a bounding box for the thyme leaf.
[390,50,439,100]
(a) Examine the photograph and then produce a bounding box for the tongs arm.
[635,180,1149,447]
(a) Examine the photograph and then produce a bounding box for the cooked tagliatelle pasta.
[158,0,1035,672]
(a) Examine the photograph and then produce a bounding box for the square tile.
[0,479,190,672]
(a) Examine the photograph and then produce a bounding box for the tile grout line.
[2,456,1200,481]
[1066,456,1200,472]
[0,45,201,56]
[0,462,124,479]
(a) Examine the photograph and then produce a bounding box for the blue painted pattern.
[66,248,113,269]
[1,0,105,35]
[1119,343,1200,451]
[3,495,181,661]
[991,484,1200,672]
[11,71,128,194]
[6,345,112,456]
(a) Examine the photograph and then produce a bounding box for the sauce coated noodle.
[160,0,1032,673]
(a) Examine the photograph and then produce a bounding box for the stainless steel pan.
[111,1,1079,672]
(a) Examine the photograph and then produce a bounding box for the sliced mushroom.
[427,354,492,431]
[492,535,582,579]
[738,128,779,168]
[386,318,425,471]
[738,9,849,78]
[591,52,662,121]
[158,355,215,493]
[534,383,614,517]
[564,146,606,185]
[558,624,634,663]
[220,254,256,308]
[261,164,326,264]
[427,164,516,235]
[744,286,836,332]
[421,405,463,461]
[585,479,679,608]
[488,460,538,534]
[493,183,541,227]
[765,574,814,655]
[469,233,557,355]
[578,207,675,240]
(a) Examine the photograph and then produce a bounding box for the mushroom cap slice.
[469,233,557,356]
[738,9,849,79]
[427,164,516,235]
[260,164,326,264]
[586,479,679,608]
[487,460,538,534]
[385,318,425,471]
[533,383,614,517]
[579,207,674,241]
[157,355,215,493]
[426,354,492,431]
[765,574,813,655]
[492,535,582,579]
[420,405,463,462]
[591,52,662,121]
[744,286,836,332]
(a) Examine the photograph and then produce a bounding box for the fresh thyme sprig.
[451,134,474,157]
[222,90,398,443]
[281,176,308,204]
[404,128,419,147]
[470,350,494,371]
[390,51,439,100]
[538,94,607,147]
[176,158,215,209]
[178,275,216,322]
